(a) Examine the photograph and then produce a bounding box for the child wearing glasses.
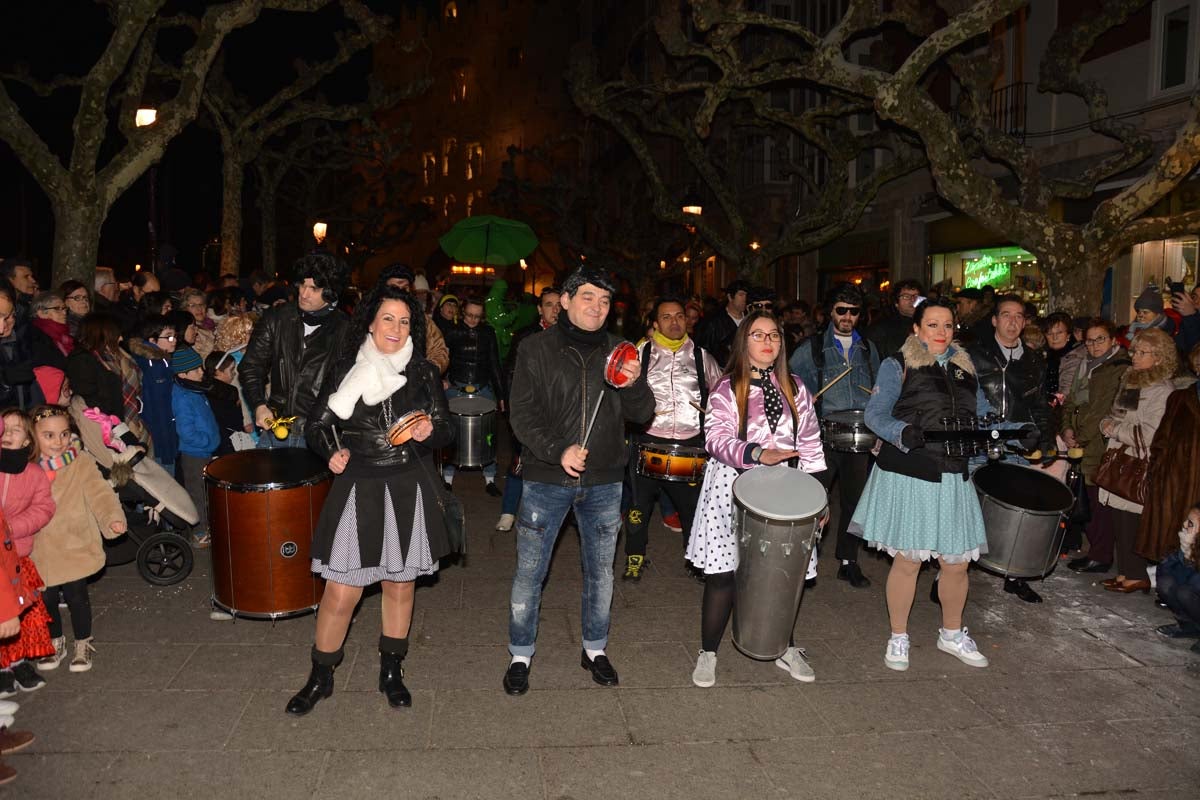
[129,314,180,474]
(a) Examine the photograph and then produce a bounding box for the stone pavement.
[8,467,1200,799]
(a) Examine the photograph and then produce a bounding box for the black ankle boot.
[285,648,340,716]
[379,635,411,708]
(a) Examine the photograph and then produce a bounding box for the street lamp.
[680,190,703,217]
[312,221,327,244]
[136,107,158,270]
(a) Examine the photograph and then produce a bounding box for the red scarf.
[32,317,74,356]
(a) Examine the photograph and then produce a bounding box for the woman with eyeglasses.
[28,291,75,404]
[128,315,180,473]
[1061,319,1130,574]
[57,281,91,338]
[1095,327,1178,593]
[687,310,828,687]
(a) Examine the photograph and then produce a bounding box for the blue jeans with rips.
[508,480,622,657]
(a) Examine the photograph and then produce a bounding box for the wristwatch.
[750,445,763,464]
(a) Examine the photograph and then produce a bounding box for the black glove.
[1017,423,1040,450]
[900,424,925,450]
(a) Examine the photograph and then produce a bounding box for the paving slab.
[93,750,326,799]
[226,689,434,751]
[430,688,630,749]
[801,677,995,735]
[318,748,542,798]
[620,686,826,744]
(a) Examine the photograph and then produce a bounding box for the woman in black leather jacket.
[286,285,454,717]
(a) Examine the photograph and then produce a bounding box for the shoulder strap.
[693,343,709,436]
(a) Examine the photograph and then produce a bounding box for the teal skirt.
[848,466,987,562]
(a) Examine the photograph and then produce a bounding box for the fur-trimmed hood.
[899,335,975,375]
[129,337,171,361]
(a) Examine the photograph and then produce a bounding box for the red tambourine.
[604,341,639,387]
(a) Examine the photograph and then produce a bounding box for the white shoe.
[774,646,815,682]
[495,513,515,532]
[209,610,234,621]
[0,700,18,716]
[69,638,95,673]
[936,627,989,668]
[884,634,910,671]
[692,650,717,688]
[36,637,66,672]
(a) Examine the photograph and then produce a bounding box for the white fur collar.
[327,335,414,420]
[899,335,975,375]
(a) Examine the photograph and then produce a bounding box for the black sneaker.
[11,662,45,692]
[0,671,17,699]
[485,481,502,497]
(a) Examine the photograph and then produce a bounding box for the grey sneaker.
[68,638,95,673]
[692,650,717,688]
[36,637,66,672]
[774,646,815,683]
[885,634,910,671]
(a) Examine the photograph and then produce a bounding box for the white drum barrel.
[731,466,828,660]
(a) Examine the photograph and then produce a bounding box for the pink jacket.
[705,374,827,472]
[0,463,56,558]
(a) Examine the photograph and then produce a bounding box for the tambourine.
[604,341,639,387]
[387,410,431,446]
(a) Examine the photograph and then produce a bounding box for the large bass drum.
[206,449,330,619]
[731,466,828,660]
[973,462,1074,579]
[446,395,497,467]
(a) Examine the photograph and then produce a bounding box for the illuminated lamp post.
[312,221,328,245]
[135,108,158,270]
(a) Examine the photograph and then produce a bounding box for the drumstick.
[857,385,872,394]
[581,392,605,449]
[331,425,343,452]
[813,365,853,399]
[689,400,706,415]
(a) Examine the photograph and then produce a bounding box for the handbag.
[1094,425,1150,505]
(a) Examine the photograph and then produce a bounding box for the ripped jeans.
[508,480,622,657]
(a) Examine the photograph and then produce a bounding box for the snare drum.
[636,442,707,483]
[604,341,639,387]
[820,409,877,453]
[206,450,330,619]
[447,395,497,467]
[387,410,431,446]
[731,467,828,660]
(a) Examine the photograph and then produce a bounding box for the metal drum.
[731,466,828,660]
[447,395,497,467]
[973,462,1074,579]
[206,449,330,619]
[820,409,877,453]
[636,442,707,483]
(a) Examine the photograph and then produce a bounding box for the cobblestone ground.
[9,447,1200,799]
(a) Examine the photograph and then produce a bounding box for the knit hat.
[171,346,203,374]
[438,293,459,308]
[1133,285,1164,313]
[412,274,430,293]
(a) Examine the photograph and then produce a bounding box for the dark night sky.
[0,0,391,283]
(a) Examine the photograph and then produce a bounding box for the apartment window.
[444,194,457,218]
[444,2,457,21]
[465,192,474,217]
[421,152,437,186]
[464,143,483,181]
[508,47,524,68]
[1153,1,1199,93]
[451,70,467,104]
[442,138,456,177]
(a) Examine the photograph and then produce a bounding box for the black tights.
[44,579,92,640]
[701,570,799,653]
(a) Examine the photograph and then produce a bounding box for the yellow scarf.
[651,329,687,353]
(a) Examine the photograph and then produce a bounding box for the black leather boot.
[285,647,340,716]
[379,635,411,708]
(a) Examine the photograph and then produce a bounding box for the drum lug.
[759,539,770,555]
[781,542,792,557]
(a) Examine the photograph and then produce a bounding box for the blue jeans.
[509,481,622,656]
[443,385,498,483]
[256,428,307,449]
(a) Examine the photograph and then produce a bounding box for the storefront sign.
[963,254,1011,288]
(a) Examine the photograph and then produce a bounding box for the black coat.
[694,310,740,367]
[0,328,42,409]
[967,336,1054,450]
[444,322,505,397]
[64,349,124,419]
[239,303,348,426]
[509,324,655,487]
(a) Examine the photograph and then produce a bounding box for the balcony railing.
[990,81,1029,142]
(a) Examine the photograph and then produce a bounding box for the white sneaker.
[0,700,18,716]
[36,637,66,672]
[884,634,910,671]
[495,513,515,532]
[692,650,717,688]
[209,610,234,621]
[68,638,95,673]
[936,627,989,668]
[774,646,815,683]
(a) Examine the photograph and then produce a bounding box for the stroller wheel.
[137,532,195,586]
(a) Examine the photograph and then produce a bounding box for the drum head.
[826,410,865,425]
[733,466,827,520]
[449,395,497,415]
[973,462,1073,513]
[205,449,329,490]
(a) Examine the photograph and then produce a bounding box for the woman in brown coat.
[1061,319,1130,573]
[1136,345,1200,562]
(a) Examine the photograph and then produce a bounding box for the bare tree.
[0,0,331,284]
[201,0,430,275]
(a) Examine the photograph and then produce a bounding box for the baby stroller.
[68,397,200,586]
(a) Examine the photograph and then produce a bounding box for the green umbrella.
[438,215,538,266]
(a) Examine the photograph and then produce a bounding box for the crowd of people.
[0,250,1198,780]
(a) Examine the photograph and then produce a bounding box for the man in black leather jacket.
[694,279,750,367]
[966,294,1055,604]
[239,252,349,449]
[441,297,505,495]
[502,266,654,696]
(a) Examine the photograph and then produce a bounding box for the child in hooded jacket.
[171,347,220,548]
[0,409,55,691]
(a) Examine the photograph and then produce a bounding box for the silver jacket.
[642,337,723,441]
